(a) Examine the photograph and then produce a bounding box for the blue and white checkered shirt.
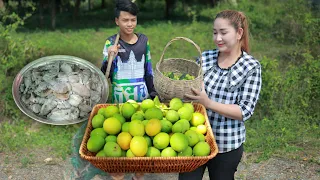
[201,49,262,153]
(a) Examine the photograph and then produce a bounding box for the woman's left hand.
[184,82,211,108]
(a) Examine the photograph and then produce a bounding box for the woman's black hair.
[115,0,139,18]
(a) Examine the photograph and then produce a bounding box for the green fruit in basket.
[169,98,183,111]
[104,141,122,157]
[103,117,121,135]
[121,122,130,132]
[92,114,105,128]
[190,112,205,126]
[161,147,177,157]
[183,103,194,113]
[121,102,136,119]
[196,124,207,135]
[178,146,193,157]
[160,119,172,133]
[141,99,155,112]
[172,121,183,133]
[131,112,145,121]
[145,119,162,137]
[113,113,126,124]
[193,142,210,156]
[87,136,105,153]
[103,106,119,118]
[170,133,188,152]
[146,147,161,157]
[165,110,180,123]
[127,99,140,110]
[126,149,135,157]
[190,126,197,131]
[121,149,126,157]
[144,107,163,120]
[105,135,117,143]
[167,72,174,79]
[179,73,187,80]
[129,120,145,136]
[90,128,107,139]
[173,74,180,80]
[186,74,195,80]
[177,119,190,133]
[142,120,149,126]
[117,132,132,150]
[178,107,193,121]
[96,149,106,157]
[185,130,200,147]
[153,132,170,150]
[130,136,148,157]
[97,107,106,116]
[144,135,152,147]
[197,133,205,142]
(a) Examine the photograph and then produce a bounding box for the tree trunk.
[57,0,62,13]
[17,0,23,16]
[165,0,175,19]
[39,0,44,27]
[51,0,56,30]
[0,0,4,10]
[101,0,105,9]
[73,0,81,21]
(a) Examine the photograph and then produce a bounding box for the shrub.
[0,8,42,119]
[247,52,320,160]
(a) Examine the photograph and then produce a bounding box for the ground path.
[1,150,319,180]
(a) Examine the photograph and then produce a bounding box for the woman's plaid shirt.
[201,49,262,153]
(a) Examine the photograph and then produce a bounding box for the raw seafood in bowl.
[12,55,109,125]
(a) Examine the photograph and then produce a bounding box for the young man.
[101,0,157,104]
[100,1,153,179]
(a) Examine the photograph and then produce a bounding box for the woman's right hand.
[185,82,211,108]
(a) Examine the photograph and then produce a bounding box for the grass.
[17,20,287,68]
[0,116,82,159]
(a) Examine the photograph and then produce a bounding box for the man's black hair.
[115,0,139,18]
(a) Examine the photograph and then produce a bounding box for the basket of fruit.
[154,37,202,101]
[79,97,218,173]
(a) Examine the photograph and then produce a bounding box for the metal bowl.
[12,55,109,125]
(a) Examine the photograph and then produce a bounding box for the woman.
[182,10,262,180]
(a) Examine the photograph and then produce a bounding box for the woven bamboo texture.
[154,37,203,101]
[79,103,218,173]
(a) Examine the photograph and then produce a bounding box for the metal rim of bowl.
[12,55,109,125]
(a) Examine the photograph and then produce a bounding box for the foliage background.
[0,0,319,163]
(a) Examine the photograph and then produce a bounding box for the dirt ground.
[0,149,319,180]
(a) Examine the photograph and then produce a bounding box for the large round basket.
[79,103,218,173]
[154,37,202,101]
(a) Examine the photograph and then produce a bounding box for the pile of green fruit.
[86,96,211,158]
[163,72,195,80]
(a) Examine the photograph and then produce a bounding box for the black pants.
[179,144,243,180]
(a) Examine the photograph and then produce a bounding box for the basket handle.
[159,37,203,77]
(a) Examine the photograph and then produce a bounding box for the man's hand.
[108,44,120,57]
[184,82,211,108]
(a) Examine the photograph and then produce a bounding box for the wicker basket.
[79,103,218,173]
[154,37,202,101]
